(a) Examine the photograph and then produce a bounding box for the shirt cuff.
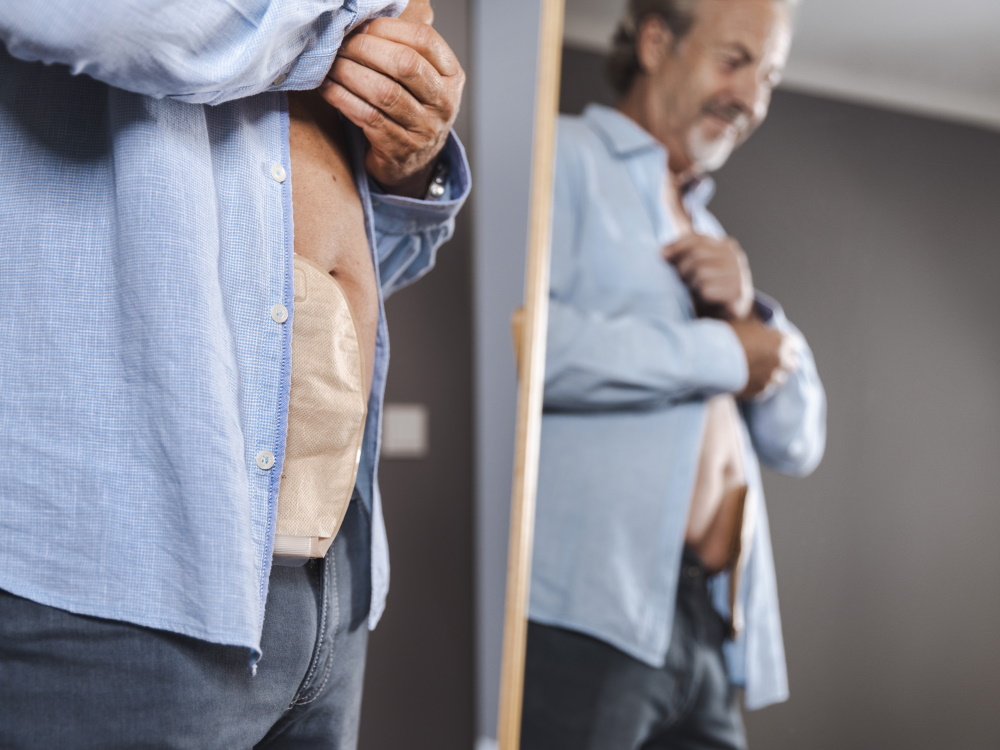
[753,291,784,326]
[270,3,408,93]
[367,132,472,234]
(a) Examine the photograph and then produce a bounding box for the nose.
[733,69,770,124]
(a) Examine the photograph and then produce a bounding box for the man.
[523,0,825,747]
[0,0,468,746]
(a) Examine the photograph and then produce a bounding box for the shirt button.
[256,451,276,470]
[271,73,288,87]
[270,304,289,323]
[270,164,287,183]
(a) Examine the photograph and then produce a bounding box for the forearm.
[0,0,404,103]
[544,299,748,412]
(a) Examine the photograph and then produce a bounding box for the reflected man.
[524,1,825,747]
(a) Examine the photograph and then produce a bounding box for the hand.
[399,0,434,24]
[663,234,754,321]
[729,317,800,400]
[319,8,464,197]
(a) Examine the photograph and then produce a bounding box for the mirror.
[495,0,564,747]
[499,1,1000,748]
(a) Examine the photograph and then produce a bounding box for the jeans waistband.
[680,549,711,588]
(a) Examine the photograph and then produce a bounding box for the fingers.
[672,250,731,284]
[343,18,462,79]
[778,331,803,373]
[665,234,752,319]
[331,34,440,108]
[760,332,800,395]
[324,21,463,130]
[673,251,739,301]
[664,234,743,262]
[732,318,773,399]
[320,11,464,191]
[320,79,414,146]
[662,233,699,261]
[665,236,740,279]
[698,276,741,306]
[326,57,425,129]
[399,0,434,25]
[766,368,790,393]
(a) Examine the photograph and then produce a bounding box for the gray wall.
[360,2,549,743]
[471,0,544,744]
[357,2,475,747]
[562,44,1000,750]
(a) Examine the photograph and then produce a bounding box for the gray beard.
[687,128,737,173]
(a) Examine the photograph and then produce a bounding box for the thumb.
[400,0,434,25]
[662,234,694,262]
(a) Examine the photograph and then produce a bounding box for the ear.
[635,15,674,74]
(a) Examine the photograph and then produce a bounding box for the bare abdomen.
[288,91,378,399]
[685,395,749,573]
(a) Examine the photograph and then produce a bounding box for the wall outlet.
[381,403,430,459]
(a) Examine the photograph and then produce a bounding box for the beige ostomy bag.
[273,255,368,562]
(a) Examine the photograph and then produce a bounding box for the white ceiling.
[563,0,1000,131]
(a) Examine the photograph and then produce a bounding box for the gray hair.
[605,0,797,96]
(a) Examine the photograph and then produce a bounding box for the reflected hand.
[663,234,754,320]
[729,316,800,400]
[319,7,464,197]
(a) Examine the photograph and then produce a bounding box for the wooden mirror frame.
[496,1,565,748]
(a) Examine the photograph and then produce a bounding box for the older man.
[0,0,467,746]
[524,0,825,747]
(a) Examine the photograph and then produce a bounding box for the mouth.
[701,105,748,138]
[702,114,742,139]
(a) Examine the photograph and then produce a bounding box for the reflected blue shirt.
[0,0,470,661]
[530,104,826,709]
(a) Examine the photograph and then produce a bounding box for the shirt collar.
[583,103,662,158]
[582,103,716,208]
[685,174,716,206]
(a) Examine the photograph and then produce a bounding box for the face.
[638,0,792,177]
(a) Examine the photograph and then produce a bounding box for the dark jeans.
[522,553,747,750]
[0,499,372,750]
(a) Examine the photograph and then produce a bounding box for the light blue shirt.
[530,104,826,709]
[0,0,470,663]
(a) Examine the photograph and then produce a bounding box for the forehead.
[688,0,792,64]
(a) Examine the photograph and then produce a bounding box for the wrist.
[373,161,435,199]
[371,156,449,201]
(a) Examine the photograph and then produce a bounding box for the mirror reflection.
[523,2,825,747]
[517,0,1000,748]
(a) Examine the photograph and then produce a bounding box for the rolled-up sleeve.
[370,131,471,298]
[545,300,749,412]
[0,0,405,104]
[742,295,827,476]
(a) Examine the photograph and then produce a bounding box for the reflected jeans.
[0,498,371,749]
[521,552,747,750]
